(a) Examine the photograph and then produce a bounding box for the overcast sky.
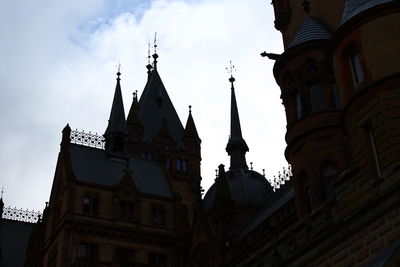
[0,0,287,211]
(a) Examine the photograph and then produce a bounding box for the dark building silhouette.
[1,0,399,266]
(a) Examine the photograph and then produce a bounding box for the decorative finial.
[147,43,151,64]
[116,62,122,80]
[1,186,3,199]
[302,0,310,14]
[189,105,192,114]
[226,60,236,88]
[146,43,153,74]
[133,90,138,103]
[215,169,218,180]
[152,32,159,69]
[154,32,158,53]
[262,169,265,177]
[250,162,253,170]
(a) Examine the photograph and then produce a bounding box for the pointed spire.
[104,70,128,136]
[183,105,200,140]
[225,62,249,170]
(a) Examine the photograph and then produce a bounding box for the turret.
[183,105,201,157]
[269,1,352,217]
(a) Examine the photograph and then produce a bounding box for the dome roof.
[203,168,273,214]
[341,0,395,24]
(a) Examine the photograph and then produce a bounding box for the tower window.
[309,83,325,113]
[296,93,302,119]
[299,171,312,215]
[331,83,341,109]
[364,122,382,176]
[349,51,364,86]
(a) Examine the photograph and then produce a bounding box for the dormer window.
[82,195,99,215]
[120,200,134,220]
[349,51,364,86]
[151,204,166,225]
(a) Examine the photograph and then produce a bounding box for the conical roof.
[341,0,395,23]
[183,107,200,140]
[288,16,332,49]
[104,73,128,136]
[138,69,184,144]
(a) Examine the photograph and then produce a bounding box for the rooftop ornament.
[270,164,293,191]
[2,206,42,223]
[70,129,105,150]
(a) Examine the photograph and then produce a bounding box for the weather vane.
[115,62,122,78]
[226,60,236,78]
[147,43,151,64]
[153,32,158,54]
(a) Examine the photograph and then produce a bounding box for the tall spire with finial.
[104,65,128,144]
[225,61,249,170]
[152,32,159,70]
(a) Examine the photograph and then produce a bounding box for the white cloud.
[0,0,285,210]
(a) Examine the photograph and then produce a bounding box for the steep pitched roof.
[138,69,184,145]
[104,73,128,136]
[183,107,200,140]
[288,16,332,49]
[341,0,395,23]
[69,144,173,197]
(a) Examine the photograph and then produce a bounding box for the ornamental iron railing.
[70,129,105,150]
[2,206,42,223]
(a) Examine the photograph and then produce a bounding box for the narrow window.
[120,201,134,219]
[150,204,166,225]
[349,52,364,85]
[83,196,91,213]
[364,122,382,176]
[299,171,312,214]
[92,197,99,215]
[296,93,302,119]
[309,83,325,112]
[182,160,188,172]
[331,83,341,109]
[158,207,166,225]
[164,157,170,169]
[176,159,181,171]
